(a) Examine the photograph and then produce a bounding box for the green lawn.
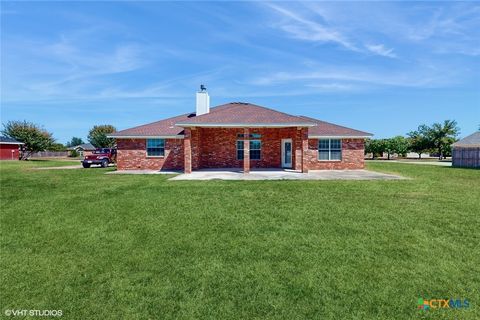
[1,161,479,319]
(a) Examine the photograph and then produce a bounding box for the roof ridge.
[176,102,316,124]
[243,103,315,122]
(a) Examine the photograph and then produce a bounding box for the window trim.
[249,139,261,161]
[236,140,244,160]
[146,138,166,158]
[318,139,342,161]
[236,139,262,160]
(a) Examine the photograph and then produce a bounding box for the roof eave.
[107,135,184,139]
[308,135,372,139]
[453,144,480,148]
[175,123,316,128]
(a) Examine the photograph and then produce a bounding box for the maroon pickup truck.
[82,148,116,168]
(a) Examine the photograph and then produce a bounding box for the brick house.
[67,143,96,159]
[109,88,372,173]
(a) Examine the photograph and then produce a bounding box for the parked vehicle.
[81,148,116,168]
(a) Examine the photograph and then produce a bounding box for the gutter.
[174,122,317,128]
[308,135,372,139]
[107,135,185,139]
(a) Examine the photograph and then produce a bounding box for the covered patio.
[182,126,310,174]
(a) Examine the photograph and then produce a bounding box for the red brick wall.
[191,129,201,170]
[115,134,365,171]
[0,144,20,160]
[306,138,365,169]
[116,138,184,170]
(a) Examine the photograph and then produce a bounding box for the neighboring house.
[0,137,24,160]
[109,88,372,173]
[67,143,96,158]
[452,132,480,168]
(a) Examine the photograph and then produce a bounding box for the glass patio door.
[281,139,292,168]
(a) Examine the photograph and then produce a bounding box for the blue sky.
[1,1,479,143]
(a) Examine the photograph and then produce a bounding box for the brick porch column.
[243,128,250,173]
[295,128,303,171]
[302,128,309,173]
[184,128,192,174]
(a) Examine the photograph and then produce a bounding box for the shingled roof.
[452,132,480,148]
[67,143,96,151]
[0,136,24,144]
[299,116,372,137]
[109,113,190,137]
[175,102,316,127]
[109,102,371,138]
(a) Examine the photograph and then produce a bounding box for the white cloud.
[1,23,155,102]
[264,3,402,58]
[365,44,397,58]
[265,3,358,51]
[249,63,460,89]
[265,2,480,59]
[44,35,148,76]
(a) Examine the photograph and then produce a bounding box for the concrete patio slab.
[169,168,405,181]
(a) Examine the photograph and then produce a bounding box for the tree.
[393,136,410,157]
[48,143,66,151]
[87,125,116,148]
[428,120,460,159]
[364,139,374,159]
[365,139,386,159]
[407,125,432,159]
[69,149,79,158]
[1,120,54,160]
[66,137,84,148]
[384,136,409,160]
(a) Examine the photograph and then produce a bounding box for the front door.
[281,139,292,168]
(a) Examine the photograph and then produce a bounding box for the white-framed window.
[318,139,342,161]
[146,139,165,157]
[237,140,244,160]
[237,140,261,160]
[250,140,261,160]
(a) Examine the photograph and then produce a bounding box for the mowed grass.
[1,161,479,320]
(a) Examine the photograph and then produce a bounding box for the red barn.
[0,137,24,160]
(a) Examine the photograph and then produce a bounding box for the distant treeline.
[1,120,116,160]
[366,120,460,160]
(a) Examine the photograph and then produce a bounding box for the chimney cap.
[200,84,207,92]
